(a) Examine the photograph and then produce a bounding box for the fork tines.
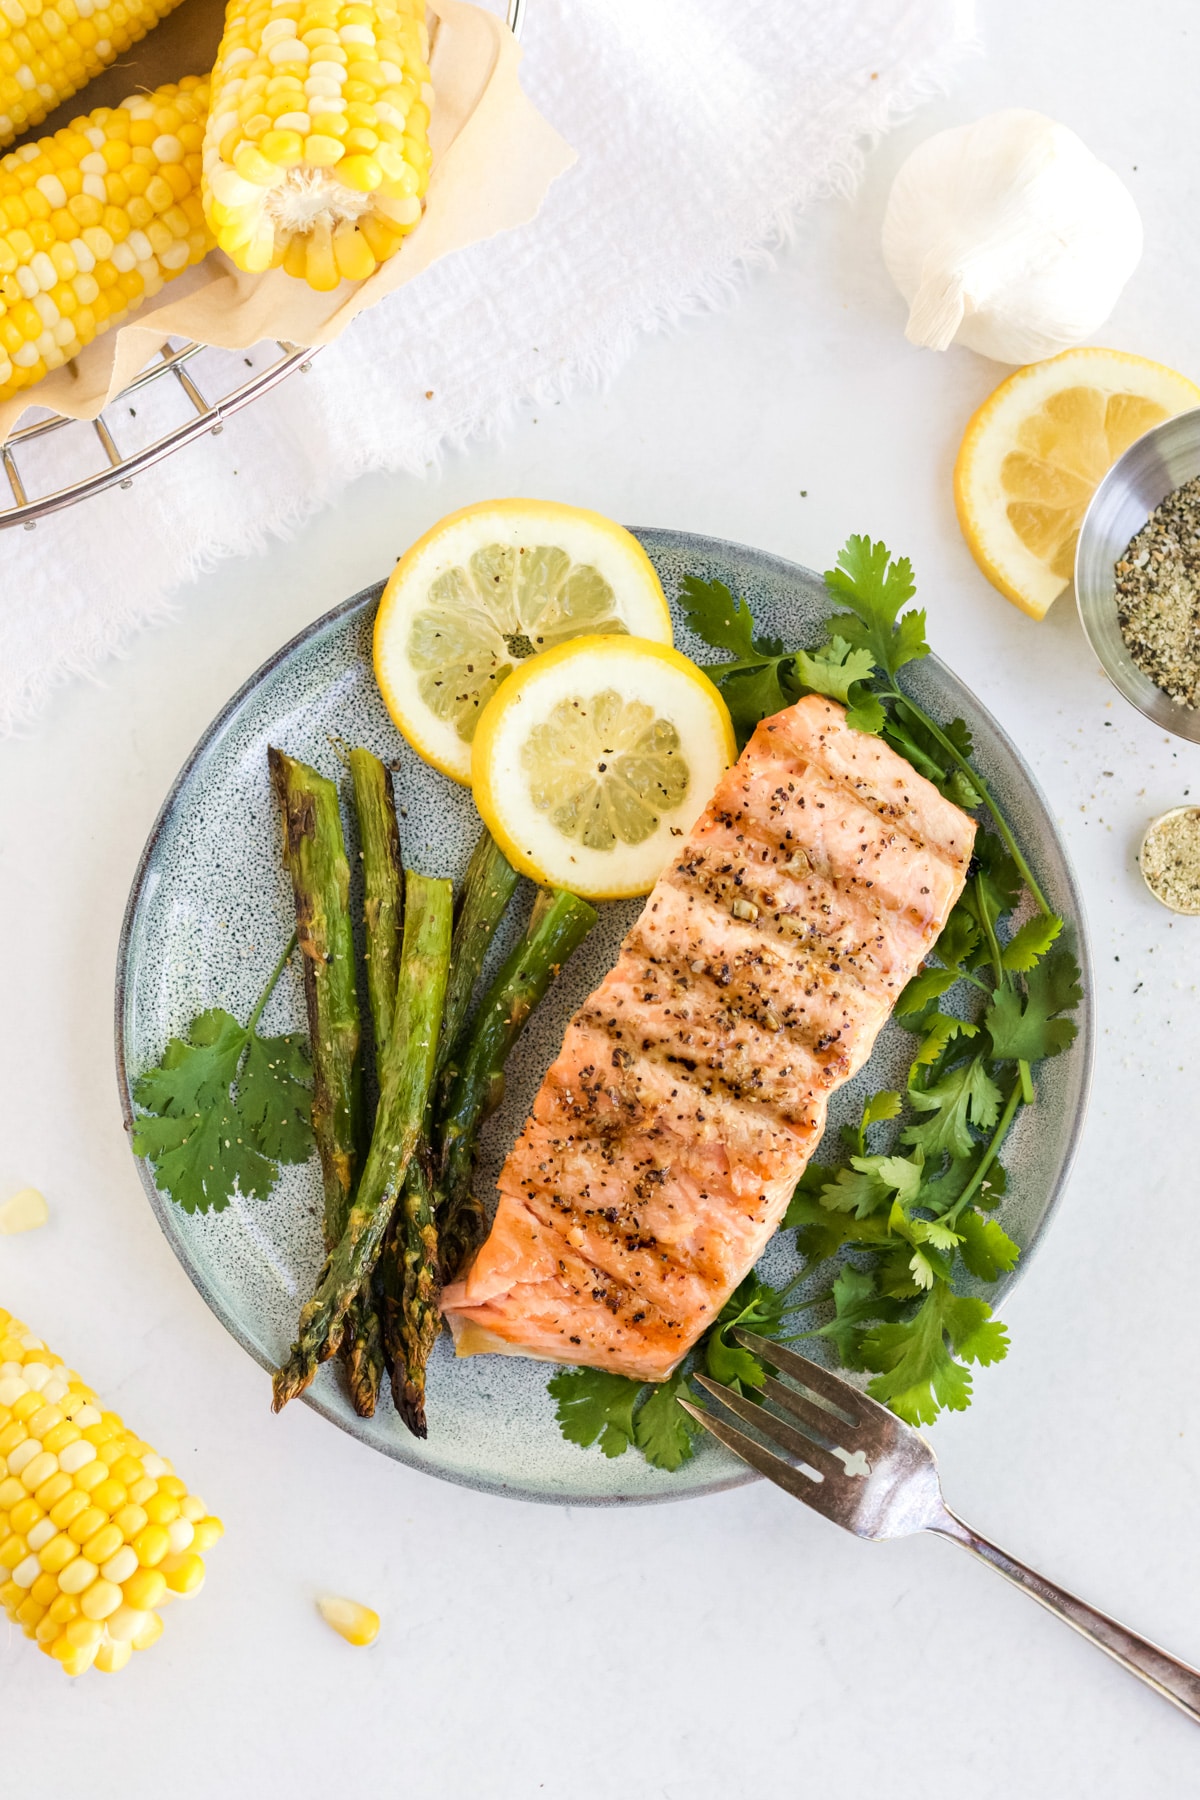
[681,1333,886,1510]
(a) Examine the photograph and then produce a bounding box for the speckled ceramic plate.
[115,529,1093,1505]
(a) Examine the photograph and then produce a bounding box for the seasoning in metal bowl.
[1139,806,1200,914]
[1115,477,1200,708]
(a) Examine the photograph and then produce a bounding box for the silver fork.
[683,1329,1200,1722]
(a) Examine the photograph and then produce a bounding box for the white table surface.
[5,2,1200,1791]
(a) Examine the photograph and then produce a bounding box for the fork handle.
[932,1509,1200,1722]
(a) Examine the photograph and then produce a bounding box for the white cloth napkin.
[0,0,977,734]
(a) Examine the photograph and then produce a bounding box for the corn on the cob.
[0,1307,222,1677]
[0,0,187,150]
[0,78,211,402]
[202,0,432,291]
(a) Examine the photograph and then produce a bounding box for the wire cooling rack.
[0,0,527,531]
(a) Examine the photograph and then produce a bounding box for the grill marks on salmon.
[442,696,976,1381]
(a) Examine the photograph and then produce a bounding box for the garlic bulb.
[882,110,1143,365]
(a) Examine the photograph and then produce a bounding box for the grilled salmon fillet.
[442,695,976,1381]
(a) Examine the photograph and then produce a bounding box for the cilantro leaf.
[131,995,313,1215]
[910,1012,977,1069]
[132,1098,281,1214]
[819,1165,891,1218]
[986,945,1082,1063]
[634,1367,698,1471]
[902,1056,1002,1159]
[895,964,961,1018]
[957,1209,1020,1282]
[547,1367,641,1458]
[840,1088,902,1154]
[238,1031,314,1164]
[791,637,877,706]
[801,1264,890,1367]
[937,904,985,972]
[823,536,928,677]
[861,1285,1009,1425]
[131,947,313,1215]
[133,1008,247,1121]
[678,574,757,659]
[704,1271,797,1392]
[1001,912,1064,973]
[718,661,790,745]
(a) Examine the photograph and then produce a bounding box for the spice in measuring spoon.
[1139,807,1200,914]
[1115,477,1200,708]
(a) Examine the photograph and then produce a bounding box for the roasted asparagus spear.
[349,747,404,1055]
[379,828,517,1433]
[342,747,405,1417]
[272,871,452,1410]
[438,886,597,1283]
[268,747,363,1249]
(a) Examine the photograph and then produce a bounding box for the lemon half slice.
[374,499,673,783]
[954,347,1200,620]
[472,636,736,900]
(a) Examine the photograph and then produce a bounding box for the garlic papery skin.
[882,109,1143,365]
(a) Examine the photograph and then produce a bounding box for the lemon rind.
[471,635,736,901]
[373,500,674,785]
[955,348,1200,622]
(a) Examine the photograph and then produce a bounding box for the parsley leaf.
[861,1285,1009,1426]
[547,1367,641,1458]
[823,535,928,677]
[986,945,1082,1063]
[131,957,313,1216]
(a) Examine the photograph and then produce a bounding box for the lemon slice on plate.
[954,347,1200,620]
[472,636,736,900]
[374,499,673,783]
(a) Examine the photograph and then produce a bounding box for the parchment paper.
[0,0,574,443]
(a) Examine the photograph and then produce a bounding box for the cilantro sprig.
[132,936,313,1214]
[551,533,1084,1466]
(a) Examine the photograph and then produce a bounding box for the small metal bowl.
[1075,406,1200,744]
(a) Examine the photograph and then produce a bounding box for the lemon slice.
[374,499,673,783]
[954,348,1200,620]
[472,636,736,900]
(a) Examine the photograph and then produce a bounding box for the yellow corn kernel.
[38,1533,79,1575]
[162,1552,204,1595]
[79,1578,122,1621]
[122,1566,165,1611]
[317,1595,380,1648]
[81,1520,124,1565]
[95,1637,132,1673]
